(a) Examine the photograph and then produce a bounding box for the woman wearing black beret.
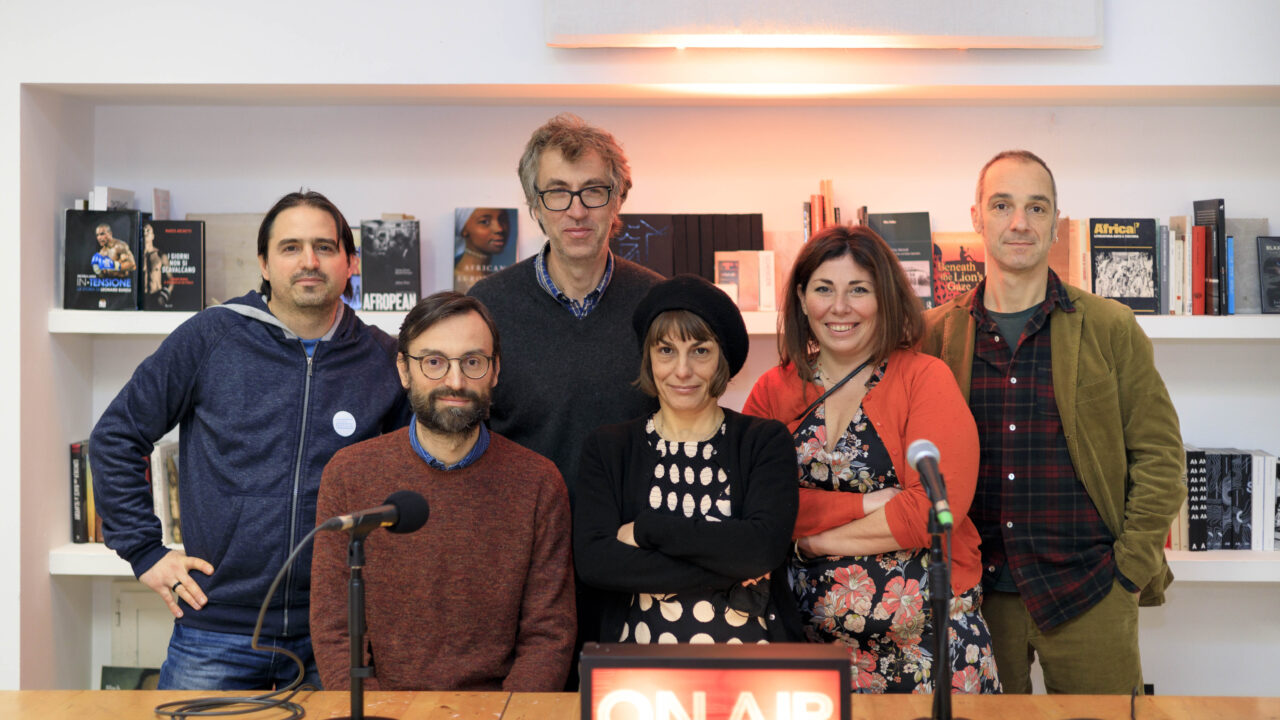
[573,274,801,644]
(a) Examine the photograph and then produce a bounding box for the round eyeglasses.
[405,353,492,380]
[535,185,613,212]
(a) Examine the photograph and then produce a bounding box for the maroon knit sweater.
[310,427,575,691]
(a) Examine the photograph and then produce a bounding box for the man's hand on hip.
[140,549,215,619]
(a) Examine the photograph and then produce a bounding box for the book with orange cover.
[931,231,985,306]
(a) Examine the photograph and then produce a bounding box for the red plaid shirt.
[968,272,1125,631]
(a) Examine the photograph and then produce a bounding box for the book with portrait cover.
[360,218,421,311]
[612,214,675,278]
[454,208,518,293]
[1089,218,1159,314]
[931,231,984,306]
[140,220,204,311]
[869,211,933,309]
[63,209,141,310]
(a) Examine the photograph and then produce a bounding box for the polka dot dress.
[618,414,770,645]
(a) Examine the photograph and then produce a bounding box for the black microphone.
[906,439,953,529]
[320,490,430,535]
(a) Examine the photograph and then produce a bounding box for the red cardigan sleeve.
[874,352,982,594]
[743,365,867,539]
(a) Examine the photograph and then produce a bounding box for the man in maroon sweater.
[310,292,575,691]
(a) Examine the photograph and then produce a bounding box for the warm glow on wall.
[651,83,898,99]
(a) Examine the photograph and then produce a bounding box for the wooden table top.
[0,690,1277,720]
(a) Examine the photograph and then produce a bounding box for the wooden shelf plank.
[49,309,1280,340]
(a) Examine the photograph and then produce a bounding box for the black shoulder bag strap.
[795,358,873,424]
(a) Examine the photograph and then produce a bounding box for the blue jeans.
[157,623,322,690]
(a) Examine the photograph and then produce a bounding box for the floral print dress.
[789,363,1000,694]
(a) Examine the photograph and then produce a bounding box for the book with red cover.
[1191,225,1208,315]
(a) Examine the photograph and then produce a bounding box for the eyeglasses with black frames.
[405,352,492,380]
[535,185,613,212]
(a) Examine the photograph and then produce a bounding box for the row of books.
[610,213,765,284]
[62,209,206,312]
[69,438,182,545]
[1170,446,1278,552]
[61,207,428,314]
[1080,211,1277,316]
[844,208,1278,315]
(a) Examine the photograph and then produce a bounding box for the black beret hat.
[632,274,750,377]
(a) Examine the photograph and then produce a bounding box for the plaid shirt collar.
[534,241,614,319]
[969,269,1076,333]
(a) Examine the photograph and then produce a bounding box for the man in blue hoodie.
[91,191,411,690]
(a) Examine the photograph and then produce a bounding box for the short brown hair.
[779,225,923,383]
[398,291,501,365]
[975,149,1057,211]
[518,113,632,239]
[635,310,731,399]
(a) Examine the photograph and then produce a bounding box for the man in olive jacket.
[920,150,1184,695]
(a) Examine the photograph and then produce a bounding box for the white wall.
[3,0,1280,691]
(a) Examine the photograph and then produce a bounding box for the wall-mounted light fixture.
[546,0,1102,50]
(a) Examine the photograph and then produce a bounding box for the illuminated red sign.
[580,644,850,720]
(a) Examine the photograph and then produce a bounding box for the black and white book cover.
[360,219,420,311]
[1205,449,1253,549]
[1089,218,1159,313]
[869,211,934,309]
[1185,446,1208,551]
[63,209,141,310]
[141,220,204,311]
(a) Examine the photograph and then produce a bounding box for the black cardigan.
[573,407,803,641]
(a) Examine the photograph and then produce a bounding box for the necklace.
[654,408,723,443]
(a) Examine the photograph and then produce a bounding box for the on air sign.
[580,644,850,720]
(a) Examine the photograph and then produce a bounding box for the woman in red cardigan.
[743,225,1000,694]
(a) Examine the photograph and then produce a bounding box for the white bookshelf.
[48,309,1280,341]
[48,544,139,578]
[1166,550,1280,584]
[9,0,1280,696]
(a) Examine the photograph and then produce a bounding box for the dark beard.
[411,385,490,436]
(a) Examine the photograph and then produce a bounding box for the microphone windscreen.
[905,438,940,471]
[385,490,430,534]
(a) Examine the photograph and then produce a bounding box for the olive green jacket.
[920,283,1185,606]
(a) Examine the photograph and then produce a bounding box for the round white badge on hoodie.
[332,411,357,437]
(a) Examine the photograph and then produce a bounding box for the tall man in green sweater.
[311,292,575,691]
[469,113,662,502]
